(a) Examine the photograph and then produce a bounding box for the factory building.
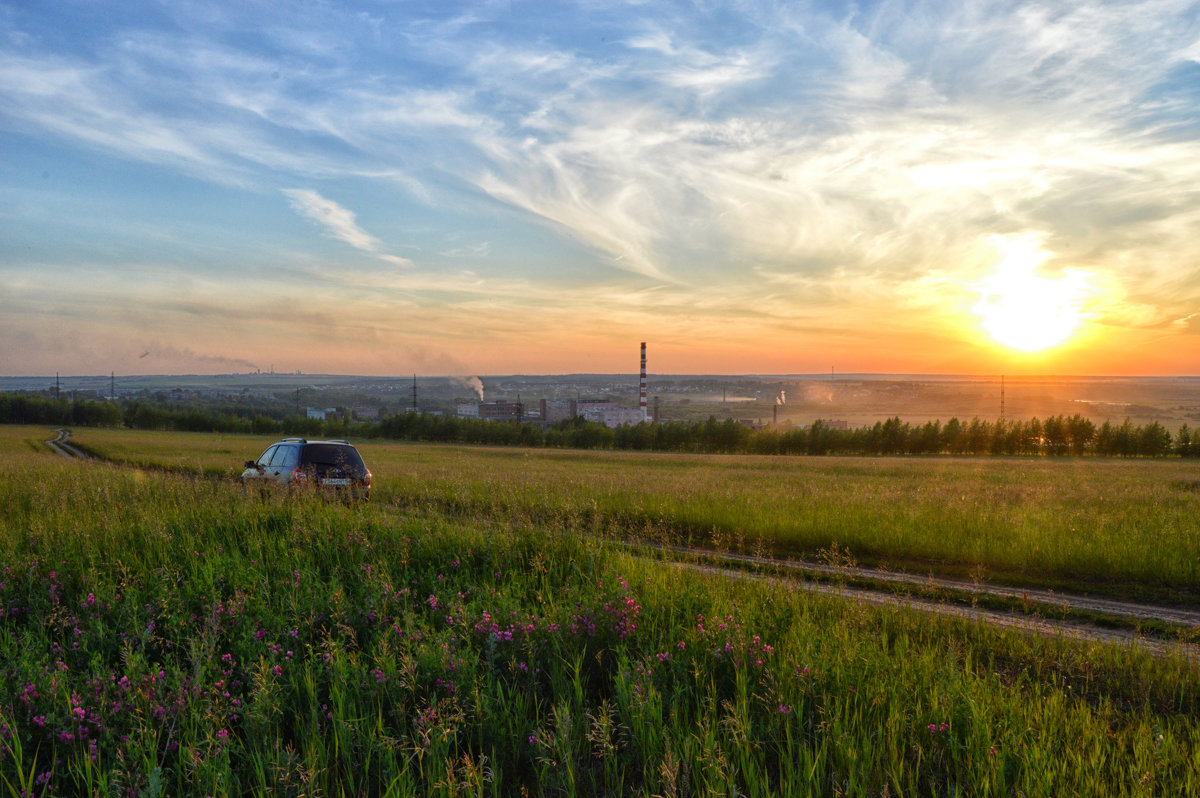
[477,402,524,421]
[575,399,616,412]
[580,406,646,428]
[537,398,646,428]
[457,401,524,421]
[465,342,652,429]
[539,399,576,423]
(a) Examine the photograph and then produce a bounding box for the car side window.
[257,445,279,466]
[273,446,300,468]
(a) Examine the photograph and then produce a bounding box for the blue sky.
[2,0,1199,376]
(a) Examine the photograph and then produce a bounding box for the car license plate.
[321,478,351,486]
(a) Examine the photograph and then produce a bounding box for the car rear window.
[300,444,365,469]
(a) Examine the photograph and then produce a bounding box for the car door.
[265,444,296,485]
[245,444,279,487]
[272,444,300,486]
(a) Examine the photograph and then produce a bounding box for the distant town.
[2,368,1197,433]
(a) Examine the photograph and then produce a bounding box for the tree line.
[4,392,1197,458]
[378,411,1195,457]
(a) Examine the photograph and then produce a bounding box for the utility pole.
[295,387,301,416]
[411,374,418,413]
[1000,375,1006,420]
[55,372,60,400]
[110,372,115,401]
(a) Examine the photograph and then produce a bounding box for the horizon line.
[3,372,1198,382]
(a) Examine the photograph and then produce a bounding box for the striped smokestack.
[639,342,648,420]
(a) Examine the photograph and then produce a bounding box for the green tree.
[1137,421,1172,457]
[1177,424,1195,457]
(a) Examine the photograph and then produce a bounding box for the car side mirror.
[245,460,258,469]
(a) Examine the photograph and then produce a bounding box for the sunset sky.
[2,1,1198,377]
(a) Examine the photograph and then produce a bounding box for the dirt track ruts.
[647,543,1200,629]
[666,560,1198,659]
[46,428,89,459]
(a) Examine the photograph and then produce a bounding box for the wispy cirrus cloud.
[282,188,380,252]
[281,189,412,267]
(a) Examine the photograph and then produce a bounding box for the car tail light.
[291,467,308,484]
[364,470,372,486]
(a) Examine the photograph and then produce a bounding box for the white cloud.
[282,188,380,252]
[281,188,414,267]
[0,53,225,175]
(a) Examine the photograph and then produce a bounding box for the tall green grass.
[68,428,1200,597]
[0,443,1197,794]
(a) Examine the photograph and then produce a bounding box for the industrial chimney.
[639,342,648,421]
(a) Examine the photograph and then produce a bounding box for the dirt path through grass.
[643,542,1200,628]
[666,559,1199,660]
[46,428,88,459]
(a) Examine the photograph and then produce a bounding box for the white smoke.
[777,390,786,405]
[455,376,484,400]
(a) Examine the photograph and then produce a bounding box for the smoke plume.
[455,376,484,400]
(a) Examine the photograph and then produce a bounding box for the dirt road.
[647,543,1200,629]
[46,429,89,459]
[667,560,1198,659]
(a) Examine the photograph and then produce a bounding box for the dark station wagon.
[241,438,372,501]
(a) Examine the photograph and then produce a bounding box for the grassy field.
[68,427,1200,602]
[1,429,1198,795]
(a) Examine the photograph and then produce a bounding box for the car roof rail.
[327,439,352,444]
[279,437,306,443]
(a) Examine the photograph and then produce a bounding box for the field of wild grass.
[71,427,1200,598]
[1,427,1198,794]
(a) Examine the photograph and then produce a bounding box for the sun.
[973,239,1088,352]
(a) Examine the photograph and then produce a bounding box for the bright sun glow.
[973,238,1089,352]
